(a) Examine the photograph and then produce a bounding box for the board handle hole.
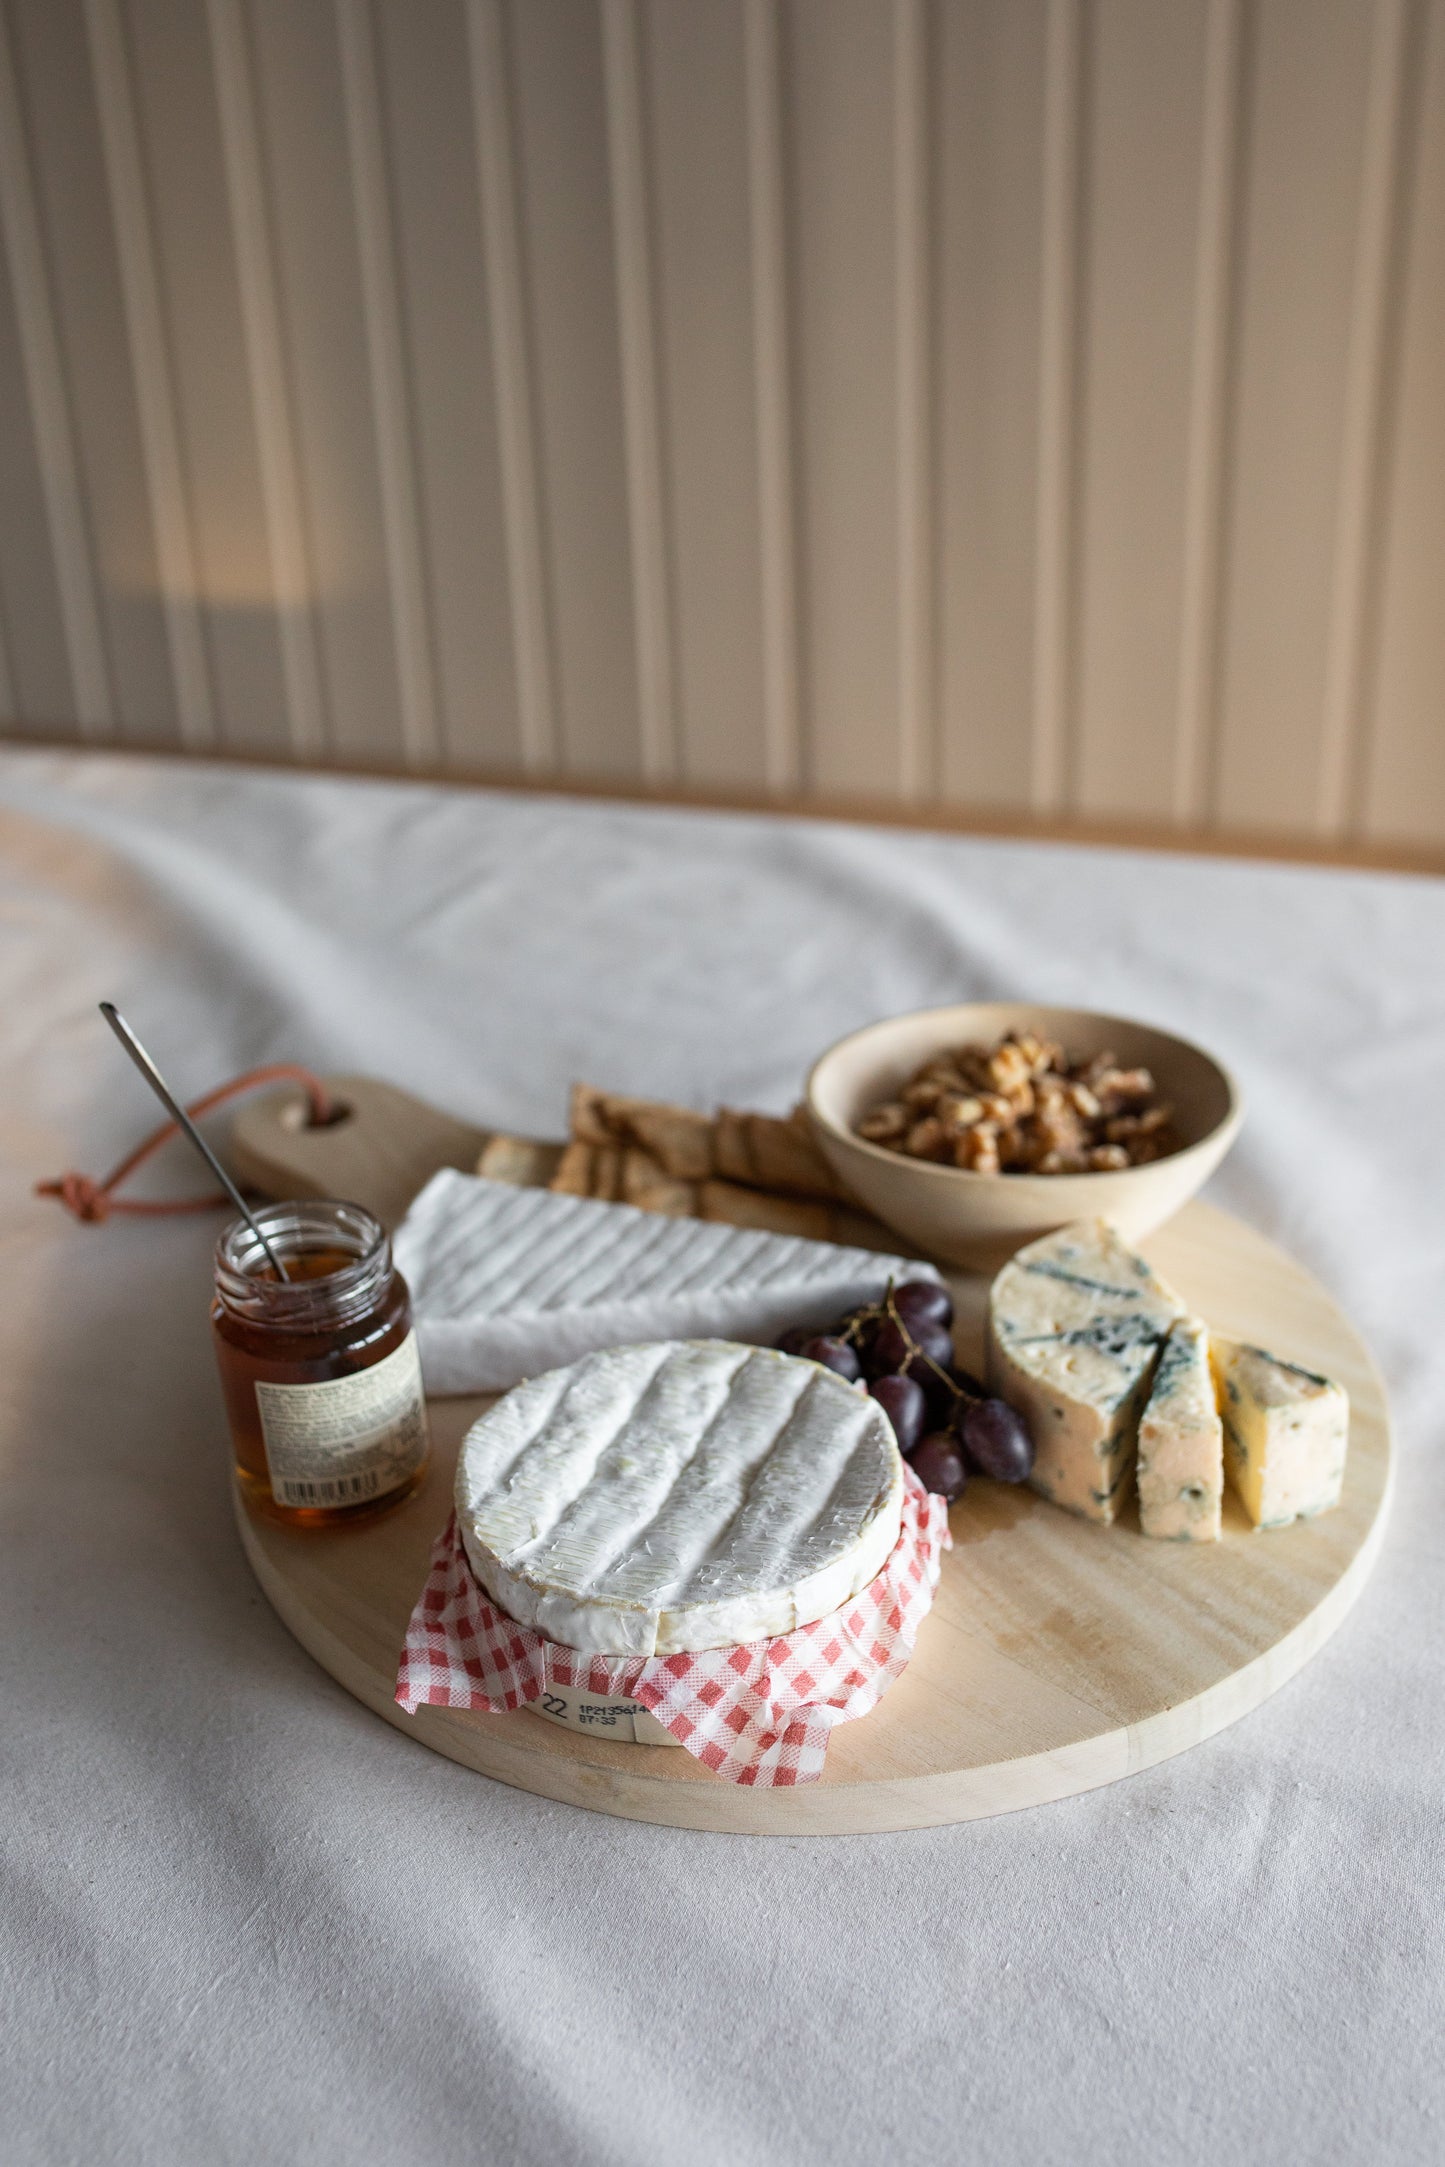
[308,1099,353,1130]
[277,1094,354,1134]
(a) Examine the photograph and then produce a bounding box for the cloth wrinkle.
[1,749,1440,2167]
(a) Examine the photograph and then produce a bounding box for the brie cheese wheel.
[1135,1317,1224,1542]
[455,1339,904,1655]
[1211,1337,1348,1528]
[987,1218,1185,1522]
[396,1168,938,1395]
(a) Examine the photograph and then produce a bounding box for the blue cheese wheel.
[987,1219,1185,1522]
[455,1340,904,1656]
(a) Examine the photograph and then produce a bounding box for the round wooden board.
[235,1201,1392,1835]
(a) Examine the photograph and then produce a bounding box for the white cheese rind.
[1211,1337,1348,1529]
[986,1219,1185,1522]
[455,1339,904,1655]
[396,1169,939,1394]
[1135,1317,1223,1541]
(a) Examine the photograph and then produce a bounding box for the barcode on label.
[273,1467,385,1509]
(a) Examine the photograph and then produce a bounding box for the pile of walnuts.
[856,1029,1174,1175]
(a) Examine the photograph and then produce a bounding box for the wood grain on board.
[228,1073,490,1229]
[228,1071,885,1246]
[235,1198,1392,1836]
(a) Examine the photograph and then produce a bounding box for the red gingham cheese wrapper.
[396,1463,950,1786]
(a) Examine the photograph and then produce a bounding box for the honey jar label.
[254,1331,429,1510]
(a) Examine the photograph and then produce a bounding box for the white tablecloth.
[2,749,1441,2167]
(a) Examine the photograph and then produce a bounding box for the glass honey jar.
[212,1199,430,1527]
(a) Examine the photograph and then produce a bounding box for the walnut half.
[854,1029,1174,1176]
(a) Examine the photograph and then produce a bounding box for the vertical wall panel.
[1316,0,1417,833]
[247,0,404,760]
[643,0,767,792]
[784,0,901,798]
[87,0,216,748]
[507,0,638,780]
[6,0,170,739]
[602,0,675,781]
[1074,0,1209,819]
[1365,0,1445,844]
[0,177,76,730]
[1030,0,1084,813]
[335,0,440,768]
[0,0,1443,857]
[936,0,1047,811]
[1214,0,1376,832]
[894,0,932,802]
[0,584,13,723]
[206,0,326,755]
[124,0,290,756]
[373,0,520,773]
[743,0,801,793]
[467,0,556,776]
[1172,0,1245,825]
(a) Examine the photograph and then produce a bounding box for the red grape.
[957,1397,1034,1483]
[776,1326,811,1356]
[920,1363,960,1427]
[868,1374,927,1457]
[893,1279,954,1332]
[911,1432,968,1502]
[866,1318,907,1375]
[909,1323,953,1370]
[869,1317,953,1387]
[799,1335,862,1383]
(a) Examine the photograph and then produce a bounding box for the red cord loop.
[35,1063,334,1224]
[49,1171,111,1222]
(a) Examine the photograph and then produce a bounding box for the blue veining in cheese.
[1211,1337,1348,1529]
[1135,1317,1223,1541]
[987,1219,1185,1522]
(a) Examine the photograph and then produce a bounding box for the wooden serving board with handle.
[229,1072,889,1247]
[228,1073,500,1228]
[222,1074,1394,1835]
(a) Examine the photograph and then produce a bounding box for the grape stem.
[840,1277,984,1406]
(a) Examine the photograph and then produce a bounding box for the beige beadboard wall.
[0,0,1443,855]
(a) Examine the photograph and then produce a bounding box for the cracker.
[476,1134,562,1188]
[550,1140,598,1197]
[567,1080,845,1207]
[569,1083,616,1148]
[739,1108,839,1198]
[569,1082,715,1180]
[698,1180,834,1241]
[712,1106,755,1185]
[623,1102,714,1180]
[621,1149,697,1217]
[589,1145,626,1201]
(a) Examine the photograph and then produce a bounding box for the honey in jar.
[212,1199,429,1527]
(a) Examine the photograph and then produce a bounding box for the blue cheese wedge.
[455,1339,904,1655]
[1135,1318,1223,1541]
[396,1168,938,1394]
[1211,1338,1349,1528]
[987,1219,1185,1522]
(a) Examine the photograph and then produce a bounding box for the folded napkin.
[396,1464,950,1786]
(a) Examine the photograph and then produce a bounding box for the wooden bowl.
[805,1003,1242,1270]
